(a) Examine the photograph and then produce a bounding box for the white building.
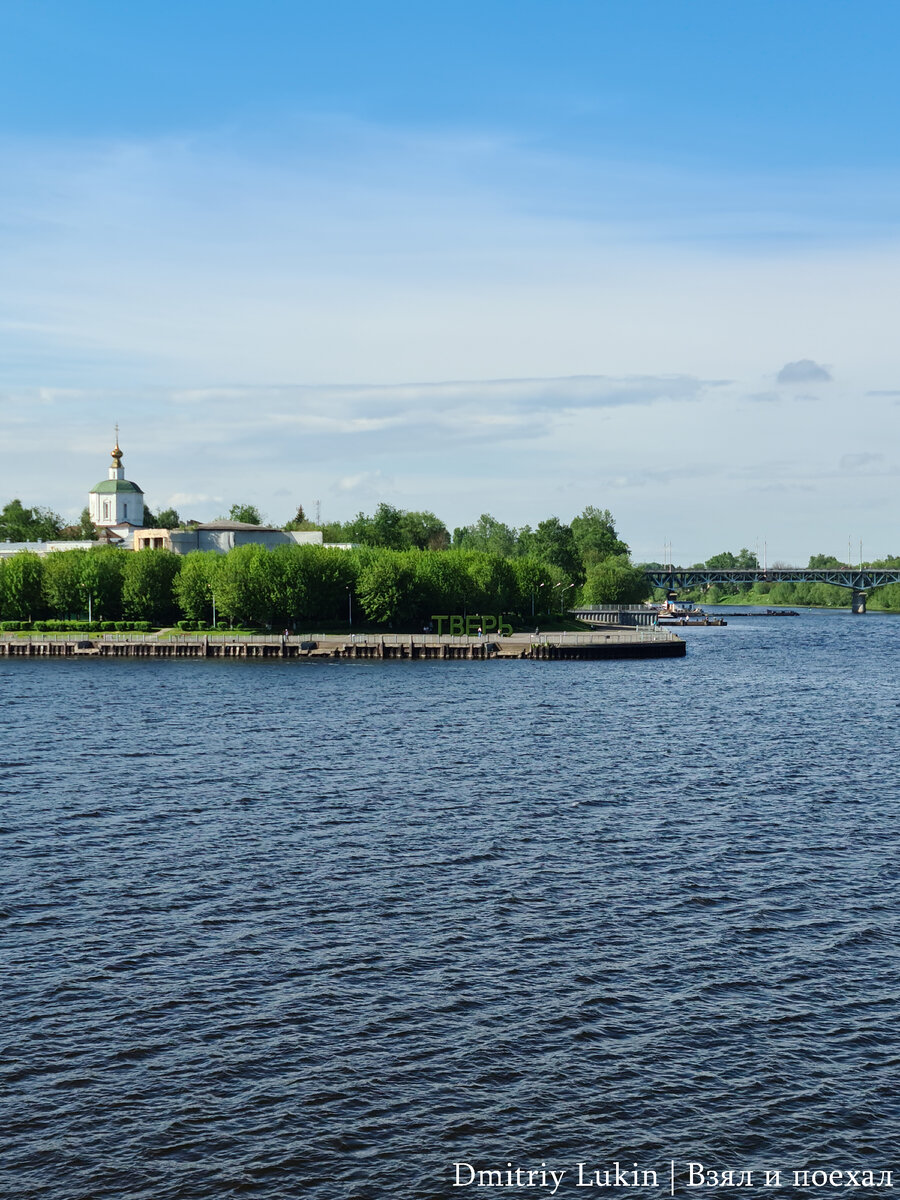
[135,521,326,553]
[0,539,96,559]
[88,435,144,545]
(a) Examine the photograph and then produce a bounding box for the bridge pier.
[852,589,867,614]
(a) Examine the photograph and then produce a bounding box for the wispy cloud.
[839,452,885,471]
[3,124,900,394]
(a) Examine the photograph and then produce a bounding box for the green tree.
[122,550,181,623]
[174,552,221,622]
[370,503,406,550]
[228,503,263,525]
[510,556,554,618]
[339,512,376,545]
[453,513,517,557]
[808,553,846,569]
[214,543,271,626]
[2,551,45,619]
[571,506,629,566]
[80,547,127,620]
[583,556,652,605]
[356,550,417,623]
[399,510,450,551]
[706,548,759,569]
[532,517,584,582]
[78,507,98,539]
[463,551,517,615]
[43,550,86,616]
[57,508,98,540]
[284,505,319,532]
[413,550,472,619]
[0,499,62,542]
[300,545,357,622]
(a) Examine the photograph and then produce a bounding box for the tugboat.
[654,601,727,627]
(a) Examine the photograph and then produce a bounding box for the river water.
[3,609,900,1199]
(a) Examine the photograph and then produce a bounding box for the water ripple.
[2,611,900,1198]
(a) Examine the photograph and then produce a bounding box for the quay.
[0,630,686,662]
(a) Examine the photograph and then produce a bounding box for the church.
[89,433,336,554]
[88,431,145,546]
[0,434,348,559]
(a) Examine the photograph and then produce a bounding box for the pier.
[0,629,686,662]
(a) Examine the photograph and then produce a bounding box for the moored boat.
[654,601,727,627]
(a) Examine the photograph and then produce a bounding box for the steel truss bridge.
[643,568,900,613]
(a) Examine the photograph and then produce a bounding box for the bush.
[101,621,116,632]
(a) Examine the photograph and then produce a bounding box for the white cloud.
[335,471,395,498]
[777,359,833,384]
[4,121,900,560]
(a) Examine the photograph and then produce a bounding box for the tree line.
[0,540,650,633]
[2,493,633,572]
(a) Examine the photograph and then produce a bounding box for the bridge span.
[643,568,900,613]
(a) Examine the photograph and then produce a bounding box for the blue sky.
[2,1,900,562]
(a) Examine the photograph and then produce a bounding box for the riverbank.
[0,629,686,661]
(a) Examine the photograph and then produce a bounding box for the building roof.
[193,520,279,531]
[90,479,144,495]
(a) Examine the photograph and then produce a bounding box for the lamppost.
[536,580,546,618]
[347,587,352,628]
[212,592,216,628]
[556,582,575,616]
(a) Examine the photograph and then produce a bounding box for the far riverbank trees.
[0,505,651,628]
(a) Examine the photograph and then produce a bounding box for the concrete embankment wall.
[0,632,686,662]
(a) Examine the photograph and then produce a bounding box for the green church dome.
[90,479,144,495]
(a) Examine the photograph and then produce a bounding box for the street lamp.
[556,582,575,616]
[347,586,352,628]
